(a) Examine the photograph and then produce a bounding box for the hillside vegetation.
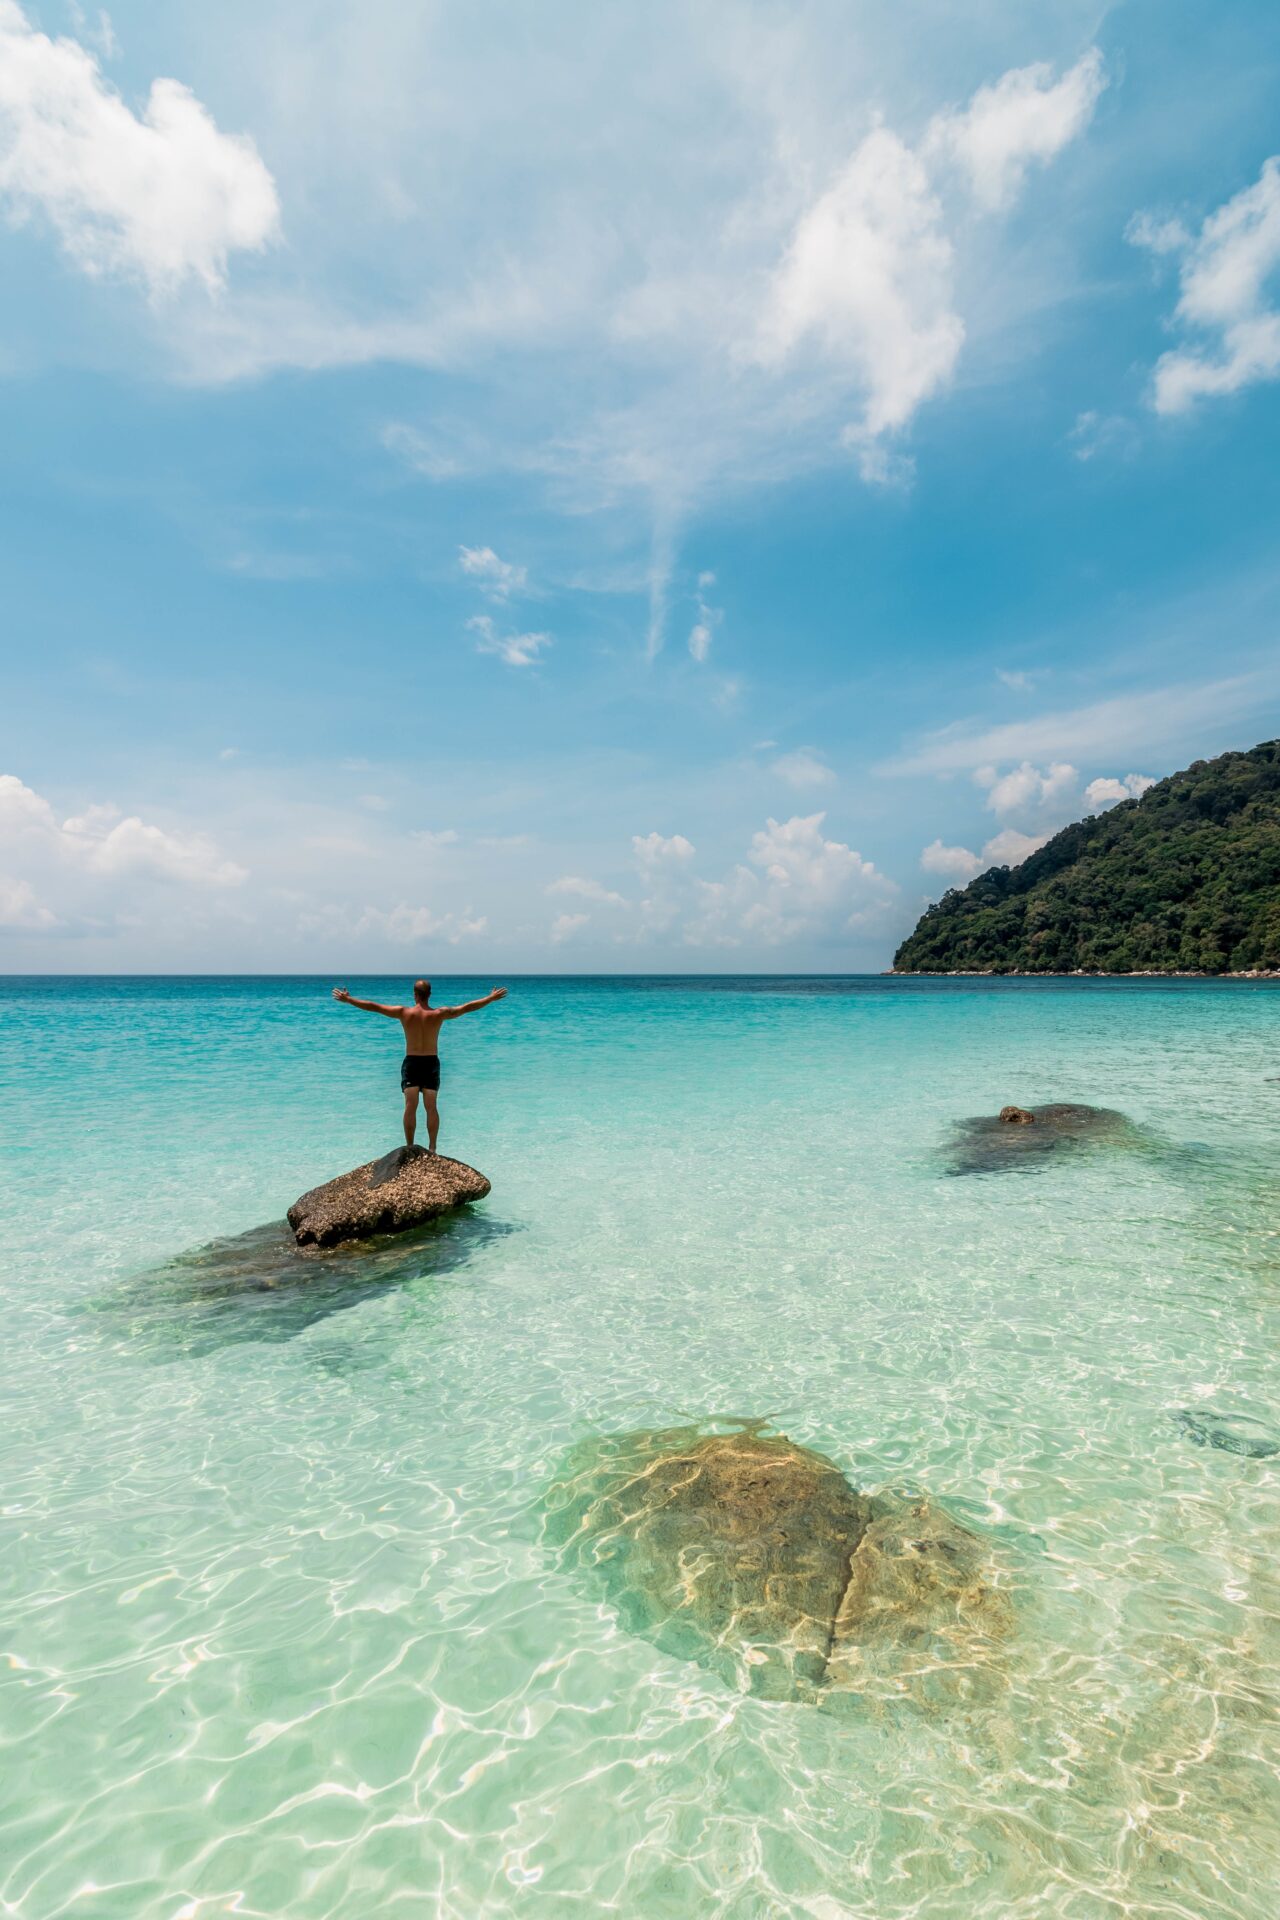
[893,739,1280,974]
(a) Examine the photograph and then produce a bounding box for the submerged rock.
[1173,1407,1280,1460]
[947,1102,1136,1176]
[822,1496,1012,1710]
[545,1425,1008,1705]
[287,1145,490,1248]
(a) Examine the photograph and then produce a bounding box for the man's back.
[400,1004,445,1055]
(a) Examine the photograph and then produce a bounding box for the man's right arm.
[332,988,402,1017]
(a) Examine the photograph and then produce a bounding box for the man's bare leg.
[425,1091,440,1156]
[403,1087,419,1148]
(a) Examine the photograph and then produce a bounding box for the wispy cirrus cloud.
[879,673,1274,777]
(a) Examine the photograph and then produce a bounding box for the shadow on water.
[79,1206,518,1359]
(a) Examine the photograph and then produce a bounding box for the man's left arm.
[440,987,508,1019]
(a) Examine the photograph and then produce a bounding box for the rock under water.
[1173,1407,1280,1460]
[545,1425,1009,1705]
[822,1495,1013,1711]
[288,1145,491,1248]
[946,1102,1136,1176]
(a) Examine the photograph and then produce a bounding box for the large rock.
[287,1146,490,1249]
[546,1426,1008,1705]
[547,1427,870,1699]
[947,1101,1136,1176]
[822,1496,1012,1710]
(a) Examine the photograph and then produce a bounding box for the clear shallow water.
[2,973,1280,1919]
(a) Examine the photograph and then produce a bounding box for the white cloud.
[550,911,588,944]
[411,828,460,848]
[1127,212,1190,256]
[0,772,246,938]
[878,674,1270,777]
[688,812,895,947]
[996,668,1034,691]
[1068,409,1137,461]
[925,50,1106,212]
[0,874,57,929]
[921,839,983,880]
[771,747,837,789]
[1132,156,1280,414]
[977,759,1077,818]
[755,51,1102,472]
[0,0,279,296]
[357,793,389,812]
[459,545,528,597]
[632,831,696,871]
[921,822,1059,889]
[758,125,964,452]
[686,568,722,663]
[76,813,245,885]
[981,827,1049,867]
[548,875,625,906]
[1084,772,1155,808]
[468,613,552,668]
[353,903,487,943]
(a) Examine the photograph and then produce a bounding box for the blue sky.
[2,0,1280,971]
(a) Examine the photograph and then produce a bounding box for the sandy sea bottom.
[2,974,1279,1919]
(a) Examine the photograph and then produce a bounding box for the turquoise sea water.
[3,974,1280,1919]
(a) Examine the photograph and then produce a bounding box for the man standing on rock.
[332,979,507,1154]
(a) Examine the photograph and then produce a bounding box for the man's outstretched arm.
[440,987,508,1020]
[332,988,402,1017]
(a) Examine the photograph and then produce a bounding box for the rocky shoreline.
[887,968,1280,979]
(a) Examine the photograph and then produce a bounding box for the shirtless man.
[332,979,507,1154]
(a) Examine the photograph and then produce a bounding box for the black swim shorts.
[400,1055,441,1092]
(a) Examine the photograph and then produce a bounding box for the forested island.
[893,739,1280,975]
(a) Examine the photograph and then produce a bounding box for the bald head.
[413,979,432,1006]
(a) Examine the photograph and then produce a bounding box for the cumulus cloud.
[632,830,696,871]
[550,911,588,944]
[688,813,895,947]
[411,828,459,847]
[921,839,983,880]
[554,815,892,951]
[1131,156,1280,414]
[353,903,487,943]
[756,50,1102,477]
[0,0,279,296]
[1084,772,1155,808]
[548,874,626,905]
[468,613,552,667]
[0,773,245,887]
[975,759,1077,818]
[771,747,837,789]
[758,125,964,466]
[0,874,57,929]
[919,764,1159,894]
[981,827,1050,866]
[925,50,1106,211]
[459,545,527,597]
